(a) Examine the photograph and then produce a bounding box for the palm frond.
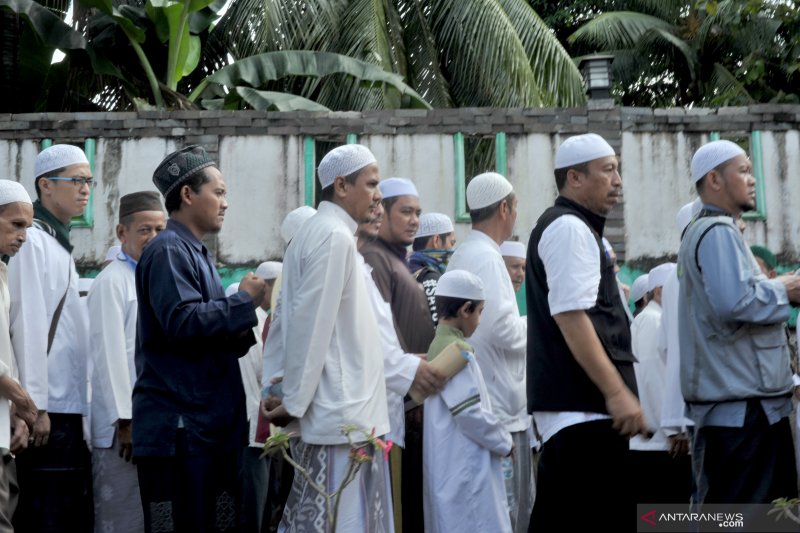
[569,11,676,50]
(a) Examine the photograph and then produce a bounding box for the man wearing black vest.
[526,133,647,532]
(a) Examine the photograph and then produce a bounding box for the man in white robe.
[88,191,165,533]
[263,144,392,532]
[9,144,94,531]
[446,172,533,533]
[0,180,38,532]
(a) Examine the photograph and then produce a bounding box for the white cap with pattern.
[690,140,746,183]
[554,133,615,170]
[467,172,513,210]
[435,269,485,301]
[0,180,32,206]
[317,144,377,189]
[35,144,89,178]
[416,213,454,238]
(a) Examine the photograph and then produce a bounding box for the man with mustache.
[133,146,266,533]
[678,140,800,504]
[8,144,94,532]
[526,133,645,531]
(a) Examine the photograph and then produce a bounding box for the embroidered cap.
[34,144,90,178]
[416,213,454,238]
[0,180,32,206]
[690,140,746,183]
[466,172,513,210]
[435,269,485,301]
[317,144,377,189]
[554,133,615,170]
[152,146,216,197]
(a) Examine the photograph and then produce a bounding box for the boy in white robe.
[423,270,513,533]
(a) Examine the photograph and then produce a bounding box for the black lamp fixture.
[578,54,614,100]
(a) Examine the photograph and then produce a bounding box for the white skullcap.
[500,241,526,259]
[691,140,746,183]
[379,177,418,199]
[555,133,615,170]
[647,263,676,292]
[78,278,94,294]
[317,144,377,189]
[416,213,454,238]
[255,261,282,280]
[104,245,121,262]
[467,172,513,210]
[675,198,702,234]
[630,274,649,303]
[225,282,240,298]
[0,180,32,206]
[435,269,485,301]
[280,206,316,244]
[35,144,89,178]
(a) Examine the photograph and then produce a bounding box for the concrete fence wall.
[0,105,799,273]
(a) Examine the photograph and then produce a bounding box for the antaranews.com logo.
[636,504,800,532]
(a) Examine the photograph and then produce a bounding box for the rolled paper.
[408,341,470,404]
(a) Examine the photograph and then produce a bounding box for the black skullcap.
[152,145,216,197]
[119,191,163,222]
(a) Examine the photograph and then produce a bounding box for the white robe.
[279,201,389,445]
[630,301,668,451]
[8,227,88,415]
[239,307,267,447]
[423,355,512,533]
[0,264,16,450]
[658,271,694,435]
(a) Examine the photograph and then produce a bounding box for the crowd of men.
[0,131,795,533]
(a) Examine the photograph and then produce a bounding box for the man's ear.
[333,176,348,199]
[115,223,126,242]
[179,184,193,207]
[458,300,473,318]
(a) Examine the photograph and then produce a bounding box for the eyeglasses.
[47,176,96,189]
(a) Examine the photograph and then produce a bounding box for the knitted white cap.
[675,198,702,233]
[379,177,418,199]
[0,180,32,206]
[35,144,89,178]
[630,274,649,303]
[104,245,121,262]
[691,140,746,183]
[416,213,454,238]
[554,133,615,170]
[436,269,485,301]
[255,261,282,280]
[225,282,240,298]
[647,263,676,292]
[500,241,526,259]
[317,144,377,189]
[467,172,513,210]
[280,206,316,244]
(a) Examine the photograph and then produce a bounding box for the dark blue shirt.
[133,219,257,457]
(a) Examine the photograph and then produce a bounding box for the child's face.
[461,301,485,338]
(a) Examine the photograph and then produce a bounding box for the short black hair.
[34,167,67,199]
[164,169,212,214]
[381,196,399,213]
[436,295,481,319]
[470,192,515,224]
[319,167,361,202]
[412,232,451,252]
[554,162,589,191]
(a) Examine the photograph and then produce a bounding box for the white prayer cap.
[630,274,649,303]
[675,198,702,234]
[280,206,316,244]
[435,269,485,301]
[467,172,513,210]
[225,282,240,298]
[0,180,32,206]
[379,177,418,199]
[255,261,282,280]
[416,213,454,238]
[647,263,676,292]
[104,245,121,262]
[35,144,89,178]
[690,140,746,183]
[500,241,526,259]
[554,133,615,170]
[317,144,377,189]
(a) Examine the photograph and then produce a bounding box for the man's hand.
[0,375,36,429]
[408,360,447,402]
[239,273,267,306]
[117,419,133,462]
[605,387,647,438]
[10,415,29,454]
[778,273,800,305]
[263,404,294,428]
[31,410,50,447]
[668,433,690,458]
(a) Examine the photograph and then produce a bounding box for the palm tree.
[568,0,799,107]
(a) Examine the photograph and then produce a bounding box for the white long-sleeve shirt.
[279,201,389,445]
[0,264,17,449]
[8,227,87,415]
[659,271,694,434]
[447,230,529,432]
[87,256,137,448]
[630,301,669,451]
